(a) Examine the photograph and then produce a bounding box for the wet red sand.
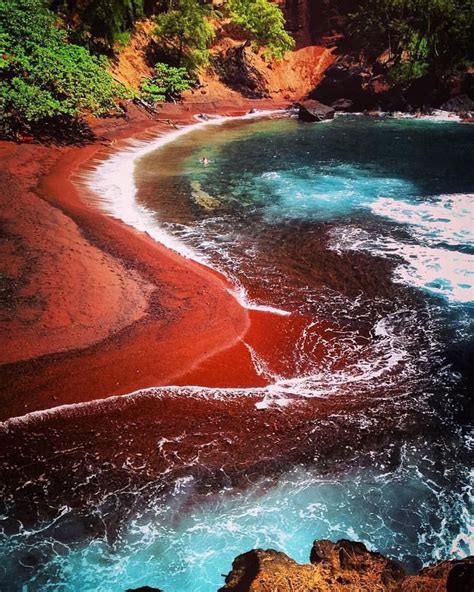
[0,99,312,422]
[0,100,414,548]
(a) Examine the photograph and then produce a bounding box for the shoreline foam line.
[0,384,270,431]
[83,108,292,316]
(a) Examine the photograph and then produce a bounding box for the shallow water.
[1,115,473,591]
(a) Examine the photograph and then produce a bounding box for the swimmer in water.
[200,156,209,166]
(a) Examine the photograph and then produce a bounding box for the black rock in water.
[441,93,474,113]
[126,587,164,592]
[298,99,335,122]
[331,98,354,112]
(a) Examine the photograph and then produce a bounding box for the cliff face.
[280,0,349,47]
[219,540,474,592]
[186,43,334,102]
[280,0,473,113]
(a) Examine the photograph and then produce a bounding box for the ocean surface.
[1,115,473,591]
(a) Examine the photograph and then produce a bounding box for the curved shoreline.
[83,107,294,316]
[0,100,290,422]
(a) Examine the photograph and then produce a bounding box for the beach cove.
[1,102,472,590]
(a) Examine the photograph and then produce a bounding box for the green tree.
[0,0,127,136]
[348,0,473,82]
[140,62,192,102]
[226,0,295,59]
[154,0,215,69]
[65,0,144,51]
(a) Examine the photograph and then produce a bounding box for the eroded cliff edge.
[126,539,473,592]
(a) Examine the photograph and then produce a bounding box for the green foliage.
[0,0,127,135]
[154,0,215,69]
[70,0,144,51]
[140,62,192,102]
[348,0,474,82]
[226,0,295,59]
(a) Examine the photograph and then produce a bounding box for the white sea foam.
[393,110,462,122]
[229,286,291,317]
[81,109,291,315]
[330,192,474,304]
[370,194,474,247]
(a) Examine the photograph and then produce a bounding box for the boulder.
[401,557,474,592]
[440,93,474,113]
[298,99,335,122]
[125,587,163,592]
[331,98,354,111]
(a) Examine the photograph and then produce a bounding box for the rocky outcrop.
[210,44,269,99]
[440,93,474,114]
[219,539,474,592]
[297,99,335,121]
[287,1,474,114]
[126,587,163,592]
[309,54,409,112]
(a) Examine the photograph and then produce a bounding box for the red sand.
[0,99,301,421]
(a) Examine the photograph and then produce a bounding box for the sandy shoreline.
[0,99,291,422]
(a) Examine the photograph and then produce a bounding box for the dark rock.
[310,57,380,111]
[331,98,354,111]
[310,539,338,564]
[310,51,471,113]
[298,99,335,122]
[446,560,474,592]
[441,93,474,113]
[125,587,163,592]
[403,74,450,110]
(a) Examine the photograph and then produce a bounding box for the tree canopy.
[226,0,295,59]
[0,0,126,136]
[154,0,215,69]
[154,0,294,69]
[348,0,474,81]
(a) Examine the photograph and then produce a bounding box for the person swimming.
[200,156,209,166]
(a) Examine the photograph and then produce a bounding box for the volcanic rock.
[440,93,474,113]
[125,587,163,592]
[219,539,474,591]
[331,98,354,111]
[298,99,335,122]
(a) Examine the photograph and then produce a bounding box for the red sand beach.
[0,99,297,421]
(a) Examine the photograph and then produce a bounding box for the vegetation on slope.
[0,0,128,137]
[0,0,294,136]
[347,0,473,82]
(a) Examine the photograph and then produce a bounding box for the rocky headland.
[125,539,473,592]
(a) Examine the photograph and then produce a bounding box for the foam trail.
[228,286,291,317]
[82,109,290,313]
[0,384,268,431]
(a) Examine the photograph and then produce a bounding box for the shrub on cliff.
[140,62,192,103]
[0,0,128,138]
[226,0,295,59]
[154,0,215,70]
[153,0,294,74]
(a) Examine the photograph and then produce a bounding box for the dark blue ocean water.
[0,115,472,591]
